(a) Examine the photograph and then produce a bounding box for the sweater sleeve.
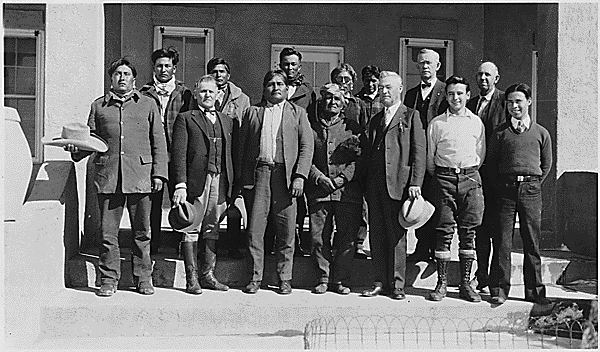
[540,127,553,183]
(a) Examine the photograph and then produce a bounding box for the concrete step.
[36,284,596,343]
[65,245,595,291]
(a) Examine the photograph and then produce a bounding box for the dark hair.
[505,83,532,100]
[330,63,357,83]
[151,47,179,66]
[361,65,381,79]
[262,70,289,88]
[445,75,470,93]
[279,47,302,63]
[108,57,137,78]
[207,57,230,74]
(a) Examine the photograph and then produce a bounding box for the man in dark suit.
[466,61,507,294]
[361,71,426,300]
[140,47,193,255]
[237,70,314,295]
[68,58,168,297]
[171,75,234,294]
[403,48,448,262]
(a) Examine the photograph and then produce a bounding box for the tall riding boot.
[200,238,229,291]
[181,241,202,294]
[428,259,448,301]
[459,258,482,302]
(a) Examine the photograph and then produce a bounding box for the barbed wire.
[303,314,597,349]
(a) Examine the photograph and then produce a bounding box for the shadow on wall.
[557,171,598,257]
[24,160,81,260]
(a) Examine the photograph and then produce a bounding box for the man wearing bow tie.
[171,75,234,294]
[141,47,193,255]
[361,71,426,300]
[403,48,449,263]
[466,61,507,294]
[236,70,314,295]
[206,57,251,260]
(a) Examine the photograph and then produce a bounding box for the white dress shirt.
[420,77,438,100]
[511,115,531,131]
[427,108,486,175]
[259,101,285,163]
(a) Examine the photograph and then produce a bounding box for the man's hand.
[408,186,421,200]
[172,188,187,207]
[63,144,80,153]
[317,175,336,193]
[151,177,164,193]
[290,177,305,197]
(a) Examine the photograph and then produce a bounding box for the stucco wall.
[556,3,598,176]
[110,3,485,103]
[45,4,105,251]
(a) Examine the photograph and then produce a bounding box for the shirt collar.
[422,77,438,88]
[480,87,495,101]
[153,76,176,89]
[265,100,285,109]
[385,100,402,117]
[446,107,476,118]
[512,115,531,129]
[106,89,139,104]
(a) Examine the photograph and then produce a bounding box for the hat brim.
[399,200,435,230]
[170,201,203,233]
[42,134,108,153]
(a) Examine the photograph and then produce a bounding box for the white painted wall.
[557,3,598,177]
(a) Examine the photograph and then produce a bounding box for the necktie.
[205,109,217,124]
[421,82,432,88]
[476,96,487,117]
[516,120,526,133]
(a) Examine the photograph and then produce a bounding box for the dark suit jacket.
[403,79,448,130]
[236,100,314,193]
[466,88,507,145]
[289,81,317,122]
[171,109,234,200]
[363,104,426,201]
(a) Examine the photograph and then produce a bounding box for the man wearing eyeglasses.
[404,48,448,263]
[331,63,369,130]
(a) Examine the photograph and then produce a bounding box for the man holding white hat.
[65,57,168,297]
[361,71,426,300]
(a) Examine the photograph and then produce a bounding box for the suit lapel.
[190,110,209,139]
[485,89,501,121]
[387,104,407,132]
[430,81,444,110]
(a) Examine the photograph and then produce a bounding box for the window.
[400,38,454,93]
[153,26,214,85]
[271,44,344,95]
[4,28,45,163]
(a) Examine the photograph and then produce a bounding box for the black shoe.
[361,284,384,297]
[243,281,261,294]
[354,249,369,260]
[391,288,406,300]
[137,281,155,295]
[333,283,351,295]
[96,282,117,297]
[491,295,507,305]
[279,280,292,295]
[407,250,432,262]
[525,296,551,305]
[227,248,244,260]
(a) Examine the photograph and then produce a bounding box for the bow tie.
[156,89,170,97]
[421,82,432,88]
[204,109,217,114]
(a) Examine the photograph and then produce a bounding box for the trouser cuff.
[458,249,476,259]
[435,251,451,261]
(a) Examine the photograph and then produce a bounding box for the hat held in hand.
[398,196,435,230]
[168,201,199,232]
[42,123,108,152]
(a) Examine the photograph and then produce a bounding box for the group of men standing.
[66,45,551,306]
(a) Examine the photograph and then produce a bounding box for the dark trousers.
[474,166,495,286]
[310,202,361,285]
[489,179,546,300]
[97,193,153,285]
[150,188,164,251]
[366,179,406,290]
[244,164,297,282]
[432,170,484,261]
[355,199,368,250]
[413,173,437,255]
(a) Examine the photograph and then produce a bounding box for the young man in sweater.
[487,83,552,305]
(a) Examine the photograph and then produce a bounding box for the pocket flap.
[140,154,153,164]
